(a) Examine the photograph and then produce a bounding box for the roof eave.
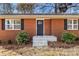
[0,15,79,19]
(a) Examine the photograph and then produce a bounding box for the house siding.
[51,19,64,40]
[0,18,79,41]
[24,18,36,39]
[51,19,79,40]
[0,18,36,41]
[44,19,51,35]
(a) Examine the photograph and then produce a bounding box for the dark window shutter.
[2,19,5,30]
[21,19,24,30]
[78,19,79,30]
[64,19,67,30]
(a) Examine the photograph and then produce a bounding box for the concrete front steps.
[33,36,57,48]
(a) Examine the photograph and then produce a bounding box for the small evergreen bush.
[16,31,29,45]
[62,32,77,44]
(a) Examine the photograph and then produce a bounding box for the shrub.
[16,31,29,45]
[62,32,77,44]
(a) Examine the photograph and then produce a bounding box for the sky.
[0,3,55,14]
[33,3,55,14]
[0,3,79,14]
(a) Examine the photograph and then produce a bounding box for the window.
[67,19,78,30]
[5,19,21,30]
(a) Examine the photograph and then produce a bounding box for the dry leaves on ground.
[0,45,79,56]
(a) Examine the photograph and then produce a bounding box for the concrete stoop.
[32,36,57,48]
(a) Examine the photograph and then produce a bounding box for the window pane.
[5,19,21,30]
[6,20,10,24]
[14,20,21,24]
[11,20,14,24]
[67,25,72,29]
[14,25,21,29]
[73,20,78,24]
[6,25,13,29]
[73,25,78,29]
[68,20,72,24]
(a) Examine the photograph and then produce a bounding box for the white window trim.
[67,19,78,30]
[5,19,21,30]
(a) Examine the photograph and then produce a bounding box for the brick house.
[0,3,79,42]
[0,15,79,41]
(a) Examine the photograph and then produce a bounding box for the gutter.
[0,15,79,19]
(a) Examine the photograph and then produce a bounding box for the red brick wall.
[0,18,79,41]
[51,19,64,40]
[51,19,79,40]
[44,19,51,35]
[24,19,36,39]
[0,18,36,40]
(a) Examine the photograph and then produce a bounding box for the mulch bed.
[0,40,79,49]
[48,41,79,48]
[0,43,32,50]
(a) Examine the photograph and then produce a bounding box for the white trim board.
[36,18,44,20]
